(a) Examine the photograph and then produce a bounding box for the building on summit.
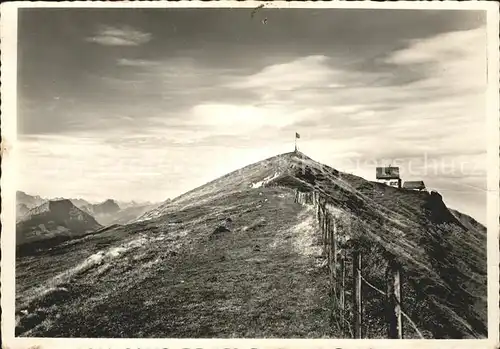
[376,166,402,189]
[403,180,426,191]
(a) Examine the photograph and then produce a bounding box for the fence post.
[324,209,329,249]
[322,207,327,252]
[340,250,346,336]
[329,215,335,293]
[317,196,321,220]
[327,213,336,328]
[324,211,327,252]
[386,256,403,339]
[352,245,362,338]
[333,219,337,294]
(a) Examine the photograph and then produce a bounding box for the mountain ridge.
[15,151,487,338]
[16,199,103,247]
[16,191,160,226]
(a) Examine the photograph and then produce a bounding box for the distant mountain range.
[16,191,45,217]
[16,191,161,246]
[16,199,102,246]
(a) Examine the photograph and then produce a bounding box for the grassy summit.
[15,151,487,338]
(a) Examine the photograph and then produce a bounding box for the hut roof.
[403,180,426,190]
[376,166,400,180]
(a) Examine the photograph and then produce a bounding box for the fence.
[294,189,424,339]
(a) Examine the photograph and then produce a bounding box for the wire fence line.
[295,188,426,339]
[359,269,426,339]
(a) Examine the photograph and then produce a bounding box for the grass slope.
[15,152,487,338]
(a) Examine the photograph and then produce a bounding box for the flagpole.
[294,134,297,152]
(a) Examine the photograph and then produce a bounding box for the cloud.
[46,28,488,163]
[228,55,343,92]
[86,25,152,46]
[188,103,314,134]
[212,28,487,223]
[117,58,160,67]
[142,27,486,164]
[386,28,485,66]
[386,27,486,93]
[19,26,488,223]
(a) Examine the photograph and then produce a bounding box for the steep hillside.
[449,208,487,235]
[15,151,487,339]
[16,199,103,247]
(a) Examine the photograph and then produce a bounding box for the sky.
[17,7,489,223]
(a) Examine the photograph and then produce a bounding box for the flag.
[295,132,300,139]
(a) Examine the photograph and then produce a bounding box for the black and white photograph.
[1,1,499,344]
